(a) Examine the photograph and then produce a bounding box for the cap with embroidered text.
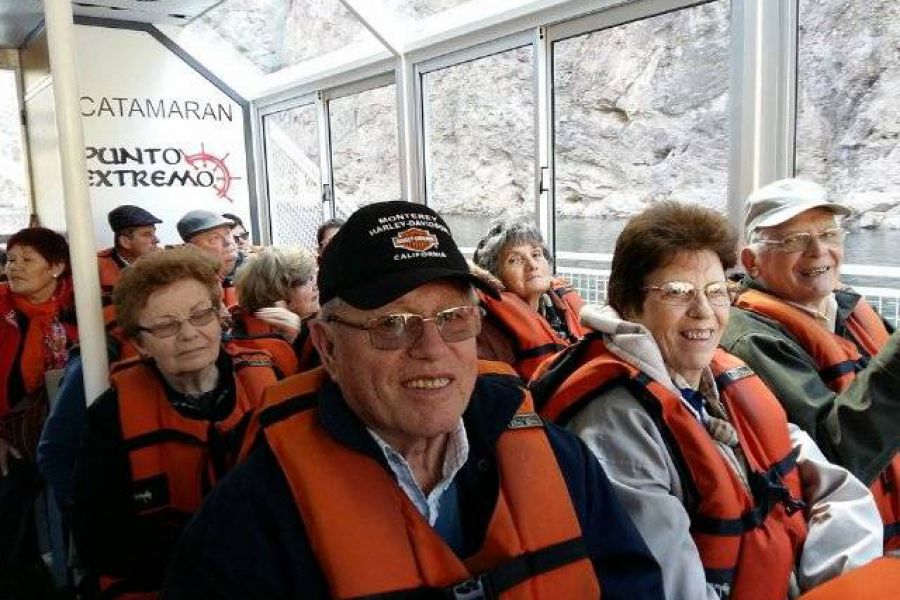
[318,201,500,309]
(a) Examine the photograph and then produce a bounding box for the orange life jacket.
[795,557,900,600]
[102,304,139,364]
[257,361,601,599]
[479,278,587,381]
[736,288,900,551]
[111,345,276,515]
[533,337,807,599]
[228,308,319,377]
[97,248,124,306]
[221,279,238,309]
[100,346,276,599]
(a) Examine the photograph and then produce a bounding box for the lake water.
[443,214,900,289]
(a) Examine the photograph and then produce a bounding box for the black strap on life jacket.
[528,332,605,413]
[258,392,317,428]
[347,537,589,600]
[690,447,805,537]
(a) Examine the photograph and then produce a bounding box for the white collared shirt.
[367,419,469,526]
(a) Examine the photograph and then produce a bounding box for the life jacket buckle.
[449,577,487,600]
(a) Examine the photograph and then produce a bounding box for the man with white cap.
[720,177,900,553]
[164,200,664,599]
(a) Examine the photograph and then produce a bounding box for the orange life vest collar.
[535,341,807,599]
[735,288,889,391]
[259,361,600,599]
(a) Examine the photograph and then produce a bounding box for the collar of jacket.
[314,371,527,469]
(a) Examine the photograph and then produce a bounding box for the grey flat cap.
[177,209,233,242]
[744,178,850,240]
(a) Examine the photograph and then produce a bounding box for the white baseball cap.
[744,178,850,240]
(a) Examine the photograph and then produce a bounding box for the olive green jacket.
[720,280,900,485]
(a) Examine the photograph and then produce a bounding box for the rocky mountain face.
[796,0,900,229]
[188,0,898,226]
[0,71,29,235]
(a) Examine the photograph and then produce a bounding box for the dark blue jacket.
[163,374,663,599]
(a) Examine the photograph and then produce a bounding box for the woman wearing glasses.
[530,201,884,599]
[472,217,587,380]
[73,246,278,598]
[721,178,900,555]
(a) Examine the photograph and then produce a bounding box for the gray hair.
[472,217,550,278]
[235,246,317,312]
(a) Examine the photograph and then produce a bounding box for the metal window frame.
[414,29,538,216]
[247,0,799,247]
[0,63,36,231]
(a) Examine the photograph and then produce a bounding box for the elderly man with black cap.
[720,178,900,554]
[177,209,239,306]
[164,201,663,599]
[97,204,161,304]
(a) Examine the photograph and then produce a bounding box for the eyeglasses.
[755,227,846,253]
[642,281,737,307]
[325,305,483,350]
[234,232,250,242]
[137,305,219,338]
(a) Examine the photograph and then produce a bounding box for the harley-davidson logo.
[392,228,438,252]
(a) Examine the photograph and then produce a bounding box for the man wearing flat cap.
[177,209,239,306]
[97,204,161,305]
[165,201,663,599]
[721,177,900,553]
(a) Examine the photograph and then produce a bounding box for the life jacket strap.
[691,447,804,536]
[347,537,589,600]
[258,393,317,428]
[122,428,205,451]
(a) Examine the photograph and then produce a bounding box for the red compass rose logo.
[181,143,242,202]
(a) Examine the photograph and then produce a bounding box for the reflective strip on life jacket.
[536,339,806,599]
[258,360,600,599]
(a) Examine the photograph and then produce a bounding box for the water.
[443,214,900,288]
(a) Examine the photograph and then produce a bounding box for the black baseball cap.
[108,205,162,232]
[319,201,500,310]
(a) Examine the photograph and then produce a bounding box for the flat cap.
[177,209,233,242]
[108,205,162,232]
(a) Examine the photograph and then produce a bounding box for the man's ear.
[741,246,759,278]
[309,320,338,382]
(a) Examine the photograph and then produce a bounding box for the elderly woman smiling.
[472,217,587,379]
[73,246,278,597]
[531,202,884,599]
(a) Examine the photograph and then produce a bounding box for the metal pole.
[43,0,109,404]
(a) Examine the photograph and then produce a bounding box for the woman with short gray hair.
[231,246,320,374]
[472,216,587,380]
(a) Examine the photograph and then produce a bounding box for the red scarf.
[9,277,77,396]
